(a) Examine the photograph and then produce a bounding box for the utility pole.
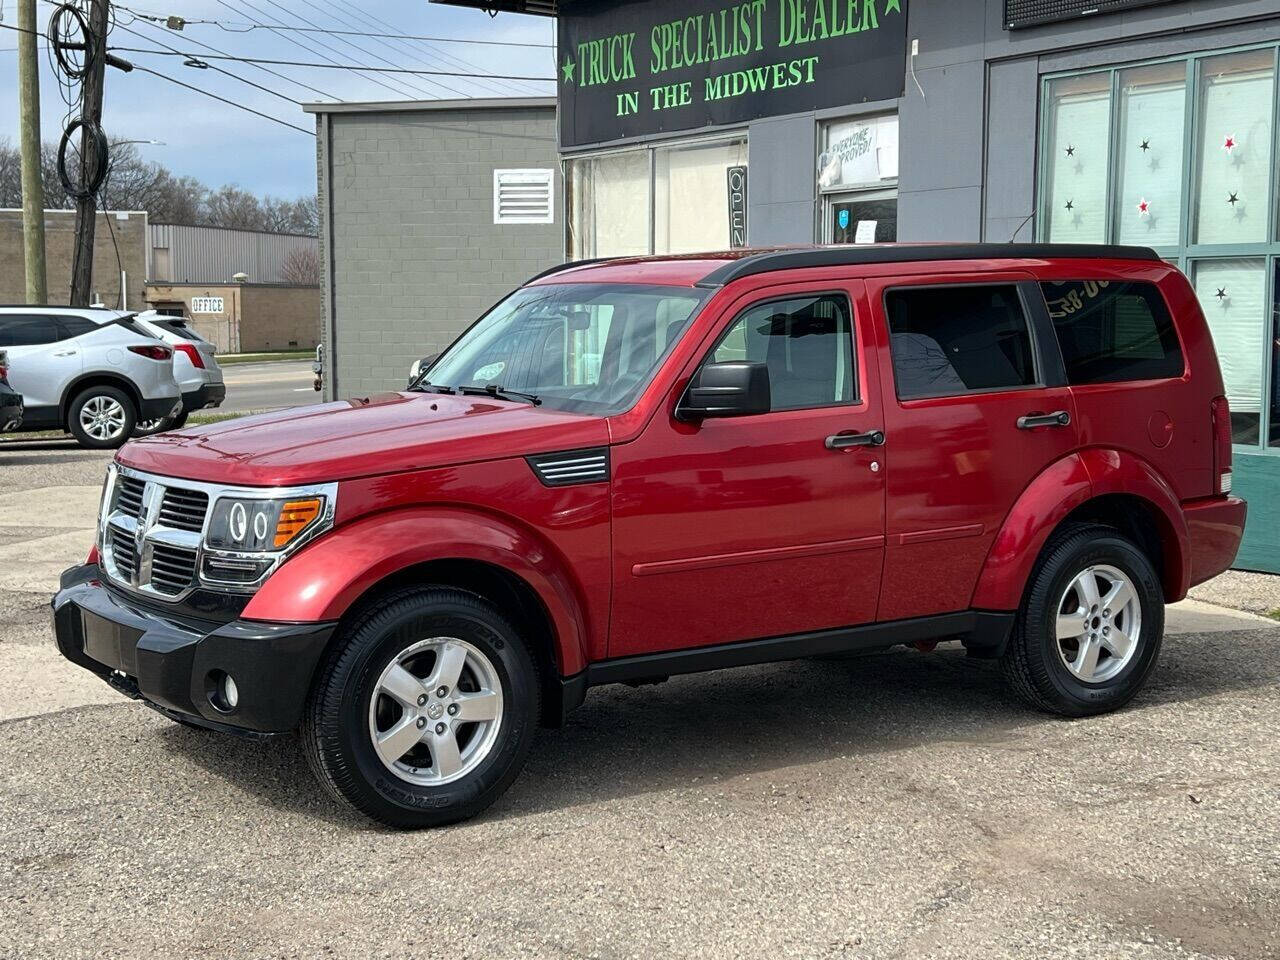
[69,0,110,307]
[17,0,47,304]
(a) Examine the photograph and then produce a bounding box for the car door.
[867,273,1080,621]
[0,315,82,416]
[608,281,887,658]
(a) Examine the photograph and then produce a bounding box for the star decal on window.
[1065,145,1076,157]
[1064,200,1074,211]
[1216,287,1228,301]
[1228,192,1240,206]
[1137,198,1151,217]
[1223,134,1238,153]
[1140,139,1151,152]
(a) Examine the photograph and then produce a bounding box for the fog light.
[223,674,239,710]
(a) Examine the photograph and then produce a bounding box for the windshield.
[423,283,708,414]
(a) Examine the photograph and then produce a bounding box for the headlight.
[206,496,326,552]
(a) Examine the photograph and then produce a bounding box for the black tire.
[169,409,189,429]
[132,408,186,437]
[301,587,540,828]
[1001,523,1164,717]
[67,385,137,449]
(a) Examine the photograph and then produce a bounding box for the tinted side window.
[710,295,854,411]
[0,316,59,347]
[1042,280,1184,384]
[885,285,1036,399]
[58,317,101,340]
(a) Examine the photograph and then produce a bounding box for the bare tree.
[279,246,321,285]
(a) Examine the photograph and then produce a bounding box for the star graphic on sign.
[883,0,902,12]
[1228,191,1240,206]
[1140,139,1151,152]
[1065,145,1076,157]
[1216,287,1228,301]
[1064,199,1074,211]
[1137,198,1151,217]
[561,56,575,84]
[1223,134,1238,153]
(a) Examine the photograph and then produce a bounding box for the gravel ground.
[2,445,1279,960]
[1190,570,1280,618]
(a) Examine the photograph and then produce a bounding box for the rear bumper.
[181,382,226,413]
[0,392,21,431]
[139,395,183,422]
[52,563,335,733]
[1184,495,1248,588]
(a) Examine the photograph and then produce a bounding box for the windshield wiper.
[457,384,541,406]
[409,382,457,395]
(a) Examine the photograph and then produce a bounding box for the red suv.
[53,244,1246,827]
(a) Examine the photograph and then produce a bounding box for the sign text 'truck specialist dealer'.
[557,0,908,149]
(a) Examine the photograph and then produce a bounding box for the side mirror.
[676,361,771,421]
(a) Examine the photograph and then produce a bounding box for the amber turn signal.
[274,498,323,548]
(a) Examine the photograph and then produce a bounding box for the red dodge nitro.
[54,244,1247,827]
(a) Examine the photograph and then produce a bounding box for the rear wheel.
[132,408,187,437]
[1001,524,1164,717]
[302,587,540,828]
[67,386,136,449]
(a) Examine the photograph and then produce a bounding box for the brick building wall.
[0,209,148,309]
[308,99,562,399]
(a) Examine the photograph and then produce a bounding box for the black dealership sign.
[557,0,908,149]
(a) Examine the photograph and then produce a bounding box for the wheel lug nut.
[436,686,448,697]
[417,694,428,706]
[447,703,458,716]
[416,717,426,729]
[435,722,447,735]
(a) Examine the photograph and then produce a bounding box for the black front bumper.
[52,564,335,734]
[181,382,226,413]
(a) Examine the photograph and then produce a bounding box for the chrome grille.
[108,528,138,580]
[158,487,208,533]
[115,475,146,518]
[149,543,199,595]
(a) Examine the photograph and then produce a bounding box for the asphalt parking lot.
[1,445,1278,960]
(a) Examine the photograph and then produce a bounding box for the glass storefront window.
[1115,63,1186,247]
[1191,258,1269,443]
[1272,260,1280,448]
[566,150,651,260]
[653,139,748,255]
[1193,50,1275,245]
[1044,72,1112,243]
[818,115,898,192]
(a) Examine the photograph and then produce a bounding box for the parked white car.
[132,312,226,435]
[0,307,181,449]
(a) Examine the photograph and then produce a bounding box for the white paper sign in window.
[493,169,555,225]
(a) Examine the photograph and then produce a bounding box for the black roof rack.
[694,243,1161,288]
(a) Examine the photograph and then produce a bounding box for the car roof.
[526,243,1162,289]
[0,305,131,323]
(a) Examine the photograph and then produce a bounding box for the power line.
[213,0,423,100]
[111,45,554,80]
[113,5,555,48]
[126,13,342,100]
[114,22,307,107]
[132,64,315,135]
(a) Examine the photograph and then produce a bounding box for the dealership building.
[314,0,1280,571]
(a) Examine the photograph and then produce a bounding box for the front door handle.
[1017,410,1071,430]
[53,349,77,357]
[825,429,885,450]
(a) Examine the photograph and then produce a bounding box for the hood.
[116,392,610,487]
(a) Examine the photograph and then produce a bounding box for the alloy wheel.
[368,636,504,786]
[1055,564,1142,684]
[79,395,127,442]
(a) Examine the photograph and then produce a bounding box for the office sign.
[558,0,909,149]
[191,297,225,314]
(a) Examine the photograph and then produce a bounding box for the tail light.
[174,342,205,369]
[1211,395,1232,494]
[0,363,7,383]
[128,344,173,361]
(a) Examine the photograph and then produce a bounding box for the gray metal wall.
[746,0,1280,246]
[149,223,319,284]
[315,103,563,399]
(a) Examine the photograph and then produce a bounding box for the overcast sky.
[0,0,556,199]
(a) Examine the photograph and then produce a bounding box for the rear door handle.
[1017,410,1071,430]
[53,349,77,357]
[825,429,885,450]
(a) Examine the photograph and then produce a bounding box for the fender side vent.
[527,448,610,487]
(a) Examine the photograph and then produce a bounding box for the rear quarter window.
[1042,280,1184,384]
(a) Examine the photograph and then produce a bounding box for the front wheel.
[1001,524,1164,717]
[301,587,540,828]
[67,386,136,449]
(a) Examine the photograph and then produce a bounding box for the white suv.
[0,307,181,449]
[132,312,226,435]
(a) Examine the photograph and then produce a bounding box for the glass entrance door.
[825,189,898,244]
